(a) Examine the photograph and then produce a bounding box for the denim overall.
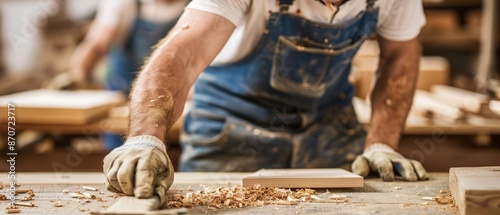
[104,1,178,150]
[180,0,379,171]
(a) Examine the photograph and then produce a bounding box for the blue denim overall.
[104,1,178,150]
[180,0,379,171]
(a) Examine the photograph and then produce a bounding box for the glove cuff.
[124,135,167,153]
[364,143,395,153]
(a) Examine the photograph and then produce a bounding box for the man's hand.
[103,135,174,205]
[352,143,428,181]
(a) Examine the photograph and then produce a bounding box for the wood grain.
[449,166,500,215]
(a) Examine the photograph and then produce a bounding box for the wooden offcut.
[0,89,124,125]
[449,166,500,215]
[242,168,363,188]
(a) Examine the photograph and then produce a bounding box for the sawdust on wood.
[433,189,459,213]
[168,184,322,209]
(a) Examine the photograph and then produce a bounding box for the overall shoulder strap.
[277,0,294,12]
[366,0,377,10]
[136,0,142,16]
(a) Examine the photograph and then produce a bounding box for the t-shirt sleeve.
[186,0,251,26]
[377,0,426,41]
[93,0,130,28]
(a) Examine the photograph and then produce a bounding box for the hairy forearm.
[126,9,236,142]
[366,41,420,149]
[127,43,190,141]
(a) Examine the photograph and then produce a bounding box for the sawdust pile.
[168,184,319,209]
[434,189,459,213]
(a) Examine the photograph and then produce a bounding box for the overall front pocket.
[270,36,362,97]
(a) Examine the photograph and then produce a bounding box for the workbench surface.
[2,172,458,215]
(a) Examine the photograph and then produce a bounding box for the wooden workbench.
[2,172,459,214]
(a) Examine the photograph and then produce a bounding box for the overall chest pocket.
[270,36,361,97]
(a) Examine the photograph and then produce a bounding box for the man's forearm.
[366,39,421,149]
[126,9,236,142]
[127,43,191,141]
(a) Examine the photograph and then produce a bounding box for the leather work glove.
[352,143,429,181]
[103,135,174,206]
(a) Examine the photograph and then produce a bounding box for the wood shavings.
[310,195,322,200]
[13,202,35,207]
[434,190,454,205]
[422,197,435,201]
[432,189,459,213]
[20,190,35,201]
[168,185,318,209]
[71,193,86,199]
[5,208,21,214]
[328,194,347,200]
[394,186,402,190]
[82,186,97,191]
[82,192,96,199]
[5,205,17,209]
[14,189,31,194]
[0,194,7,200]
[435,196,450,204]
[108,193,123,198]
[385,99,393,106]
[62,189,69,194]
[53,201,63,207]
[182,22,192,30]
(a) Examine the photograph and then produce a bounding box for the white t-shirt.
[94,0,189,46]
[186,0,426,65]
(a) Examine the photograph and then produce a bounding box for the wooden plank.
[0,90,125,125]
[242,168,363,188]
[431,85,489,114]
[412,90,465,122]
[449,166,500,215]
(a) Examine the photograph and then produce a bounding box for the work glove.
[103,135,174,206]
[351,143,429,181]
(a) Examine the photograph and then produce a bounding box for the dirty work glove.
[351,143,429,182]
[103,135,174,205]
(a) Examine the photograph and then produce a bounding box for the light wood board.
[0,89,124,125]
[449,166,500,215]
[242,168,363,188]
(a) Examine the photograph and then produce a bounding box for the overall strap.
[277,0,294,12]
[366,0,377,10]
[136,0,142,16]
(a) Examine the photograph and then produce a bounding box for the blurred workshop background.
[0,0,499,172]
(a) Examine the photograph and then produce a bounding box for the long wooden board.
[242,168,363,188]
[0,89,124,125]
[449,166,500,215]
